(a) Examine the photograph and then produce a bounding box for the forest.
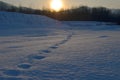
[0,1,120,24]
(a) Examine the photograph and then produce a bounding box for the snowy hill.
[0,11,66,28]
[0,12,120,80]
[0,12,69,36]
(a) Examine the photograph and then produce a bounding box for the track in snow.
[0,31,74,79]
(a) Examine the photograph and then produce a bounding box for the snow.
[0,11,120,80]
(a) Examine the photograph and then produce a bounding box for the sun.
[50,0,63,12]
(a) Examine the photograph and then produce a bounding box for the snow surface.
[0,11,120,80]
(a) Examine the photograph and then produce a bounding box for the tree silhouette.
[0,1,120,25]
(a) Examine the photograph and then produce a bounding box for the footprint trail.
[0,31,74,79]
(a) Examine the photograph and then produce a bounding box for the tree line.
[0,1,120,24]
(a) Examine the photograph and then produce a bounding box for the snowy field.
[0,12,120,80]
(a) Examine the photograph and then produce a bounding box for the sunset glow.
[50,0,63,11]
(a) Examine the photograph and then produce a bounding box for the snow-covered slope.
[0,11,65,28]
[0,12,69,36]
[0,12,120,80]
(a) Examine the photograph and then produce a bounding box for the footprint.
[50,46,58,49]
[99,36,109,38]
[41,50,51,53]
[59,41,65,44]
[32,55,45,60]
[17,63,31,69]
[0,77,22,80]
[54,43,60,47]
[3,70,21,76]
[59,40,67,44]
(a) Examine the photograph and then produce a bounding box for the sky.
[0,0,120,9]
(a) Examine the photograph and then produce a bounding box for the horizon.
[0,1,120,80]
[0,0,120,10]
